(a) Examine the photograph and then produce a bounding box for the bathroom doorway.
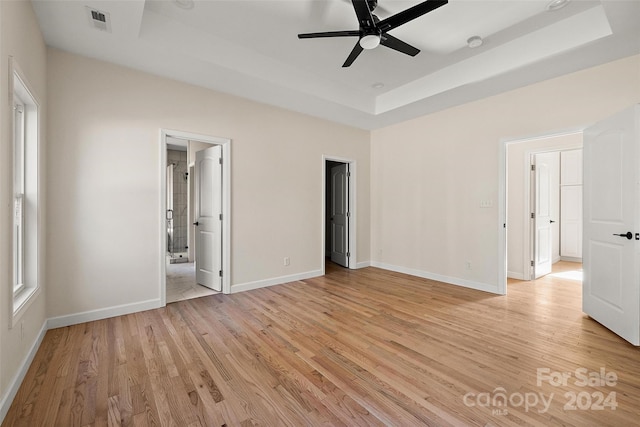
[166,141,189,264]
[161,130,232,304]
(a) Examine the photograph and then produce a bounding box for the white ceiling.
[32,0,640,130]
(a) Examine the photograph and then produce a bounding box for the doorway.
[501,131,583,292]
[160,130,231,305]
[501,107,640,345]
[323,156,357,271]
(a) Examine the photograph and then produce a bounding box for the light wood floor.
[4,262,640,426]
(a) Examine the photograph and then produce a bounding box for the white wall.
[45,49,370,319]
[507,134,582,279]
[0,0,47,418]
[371,55,640,292]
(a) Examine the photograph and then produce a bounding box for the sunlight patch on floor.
[549,270,583,281]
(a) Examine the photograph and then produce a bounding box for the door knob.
[613,231,632,240]
[193,221,199,226]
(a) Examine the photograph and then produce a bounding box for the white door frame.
[322,155,357,273]
[160,129,231,303]
[499,129,582,293]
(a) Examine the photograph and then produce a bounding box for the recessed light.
[372,82,385,89]
[467,36,483,48]
[546,0,570,12]
[173,0,194,10]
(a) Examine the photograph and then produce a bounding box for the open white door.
[533,153,554,278]
[583,105,639,345]
[194,145,222,291]
[330,163,349,267]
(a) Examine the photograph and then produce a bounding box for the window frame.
[10,58,41,326]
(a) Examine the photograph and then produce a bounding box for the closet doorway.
[323,156,357,271]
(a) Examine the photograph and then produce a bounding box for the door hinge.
[219,270,223,277]
[347,212,351,217]
[347,171,351,177]
[531,260,535,267]
[219,213,223,220]
[531,164,536,171]
[219,157,223,165]
[531,212,535,219]
[347,252,351,258]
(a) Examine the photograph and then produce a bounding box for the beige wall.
[0,0,47,413]
[45,49,370,318]
[371,55,640,291]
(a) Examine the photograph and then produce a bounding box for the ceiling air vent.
[86,7,112,33]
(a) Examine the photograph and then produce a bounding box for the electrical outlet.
[284,257,290,266]
[465,261,472,270]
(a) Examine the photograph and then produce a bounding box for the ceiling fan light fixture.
[546,0,570,12]
[467,36,483,48]
[360,34,381,50]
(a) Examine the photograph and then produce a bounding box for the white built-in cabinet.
[560,149,583,259]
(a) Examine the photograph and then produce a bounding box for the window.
[11,62,40,322]
[14,100,25,297]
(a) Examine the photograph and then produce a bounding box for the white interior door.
[194,145,222,291]
[583,105,639,346]
[533,153,554,278]
[330,163,349,267]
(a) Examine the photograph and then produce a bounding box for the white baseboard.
[355,261,371,269]
[560,256,582,263]
[232,269,323,294]
[47,299,162,329]
[0,320,47,423]
[508,271,525,280]
[371,261,500,294]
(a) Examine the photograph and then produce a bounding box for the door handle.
[550,220,556,223]
[613,232,632,240]
[193,221,199,226]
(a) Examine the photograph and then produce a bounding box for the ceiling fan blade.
[298,30,361,39]
[343,42,364,67]
[351,0,376,30]
[378,0,447,33]
[380,33,420,56]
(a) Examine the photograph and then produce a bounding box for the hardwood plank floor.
[4,262,640,426]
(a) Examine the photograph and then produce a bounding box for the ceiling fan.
[298,0,448,67]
